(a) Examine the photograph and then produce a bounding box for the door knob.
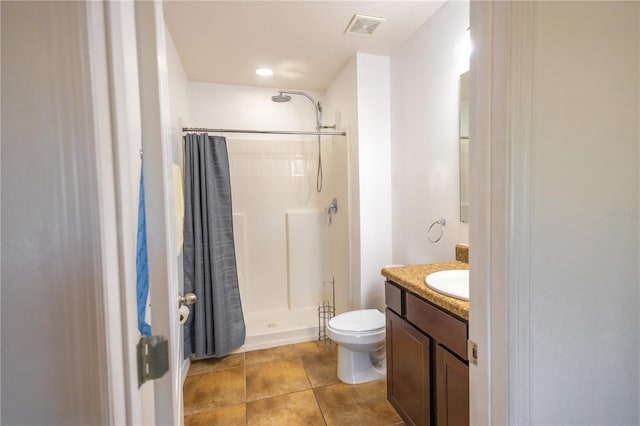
[179,293,197,306]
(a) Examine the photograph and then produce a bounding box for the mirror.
[459,71,470,223]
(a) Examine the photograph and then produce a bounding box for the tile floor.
[184,341,405,425]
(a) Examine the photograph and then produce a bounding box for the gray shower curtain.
[183,133,245,359]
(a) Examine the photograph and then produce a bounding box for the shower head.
[271,93,292,103]
[271,90,322,130]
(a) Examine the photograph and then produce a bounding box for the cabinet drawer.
[406,293,467,360]
[385,281,403,315]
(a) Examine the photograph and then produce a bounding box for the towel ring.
[427,218,446,243]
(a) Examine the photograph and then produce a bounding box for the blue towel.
[136,166,152,336]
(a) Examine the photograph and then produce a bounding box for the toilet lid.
[329,309,385,333]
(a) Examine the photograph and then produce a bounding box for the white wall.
[528,2,639,423]
[390,1,469,265]
[1,2,110,423]
[471,1,639,424]
[356,53,393,310]
[166,27,191,165]
[324,53,394,312]
[324,56,358,313]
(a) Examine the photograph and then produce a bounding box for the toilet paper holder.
[179,305,190,324]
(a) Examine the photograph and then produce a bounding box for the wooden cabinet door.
[386,308,431,426]
[435,345,469,426]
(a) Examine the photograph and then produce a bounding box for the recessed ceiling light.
[256,67,273,77]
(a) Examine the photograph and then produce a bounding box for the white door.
[103,1,184,424]
[133,1,184,424]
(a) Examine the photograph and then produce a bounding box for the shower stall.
[186,85,350,351]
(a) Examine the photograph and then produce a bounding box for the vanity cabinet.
[386,308,431,425]
[385,280,469,426]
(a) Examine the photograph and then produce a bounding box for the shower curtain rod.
[182,127,346,137]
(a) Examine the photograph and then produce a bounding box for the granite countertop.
[381,261,469,321]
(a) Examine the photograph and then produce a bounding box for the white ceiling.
[163,1,445,91]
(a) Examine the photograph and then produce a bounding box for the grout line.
[296,341,331,425]
[294,342,314,390]
[312,387,329,426]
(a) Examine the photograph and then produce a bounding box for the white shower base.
[234,307,320,353]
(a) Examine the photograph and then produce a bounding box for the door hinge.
[137,335,169,387]
[467,339,478,366]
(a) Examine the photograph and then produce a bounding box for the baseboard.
[232,325,319,353]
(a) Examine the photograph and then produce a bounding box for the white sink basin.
[425,270,469,301]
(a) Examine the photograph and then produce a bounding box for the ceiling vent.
[344,14,386,36]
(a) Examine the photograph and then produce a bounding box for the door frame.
[469,1,534,424]
[94,1,543,424]
[85,1,134,424]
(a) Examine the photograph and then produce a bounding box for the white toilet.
[327,309,386,384]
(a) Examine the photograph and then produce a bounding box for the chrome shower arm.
[278,90,323,129]
[277,90,316,105]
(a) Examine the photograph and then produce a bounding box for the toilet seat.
[329,309,385,334]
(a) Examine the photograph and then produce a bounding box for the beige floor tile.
[314,380,402,426]
[304,360,340,388]
[245,343,300,365]
[296,341,340,388]
[187,353,244,376]
[184,404,246,426]
[183,341,401,425]
[184,367,245,415]
[246,358,310,401]
[296,340,337,360]
[246,390,325,426]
